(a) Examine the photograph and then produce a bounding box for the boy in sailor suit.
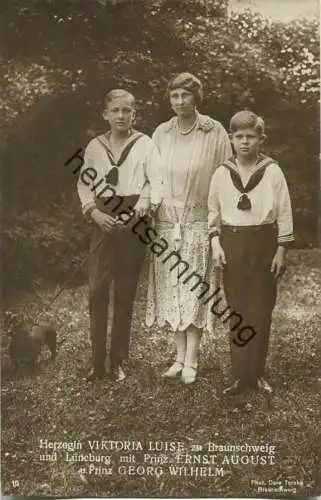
[77,89,163,382]
[208,110,294,394]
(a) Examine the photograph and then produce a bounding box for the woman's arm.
[145,140,163,205]
[208,168,226,269]
[212,123,233,171]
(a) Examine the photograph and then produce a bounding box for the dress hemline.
[146,317,213,333]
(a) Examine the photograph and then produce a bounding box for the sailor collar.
[163,113,215,133]
[222,154,276,211]
[222,154,275,176]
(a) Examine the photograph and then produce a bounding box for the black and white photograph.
[1,0,320,497]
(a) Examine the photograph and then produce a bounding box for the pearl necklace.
[178,116,198,135]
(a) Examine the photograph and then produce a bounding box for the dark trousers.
[221,224,277,385]
[88,222,145,372]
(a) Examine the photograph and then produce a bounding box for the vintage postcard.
[1,0,320,498]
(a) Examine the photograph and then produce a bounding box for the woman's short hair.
[167,72,203,105]
[230,110,265,136]
[105,89,135,107]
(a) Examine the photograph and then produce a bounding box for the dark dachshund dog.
[8,323,58,373]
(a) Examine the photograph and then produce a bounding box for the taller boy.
[208,111,294,394]
[77,90,162,382]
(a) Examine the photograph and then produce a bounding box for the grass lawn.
[2,248,321,497]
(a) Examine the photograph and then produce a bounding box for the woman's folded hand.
[211,237,226,269]
[133,198,150,218]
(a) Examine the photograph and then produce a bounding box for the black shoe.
[223,379,246,395]
[86,367,105,382]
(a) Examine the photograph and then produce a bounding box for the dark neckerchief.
[222,154,276,211]
[97,131,144,185]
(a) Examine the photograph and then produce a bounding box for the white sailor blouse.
[77,131,163,215]
[208,154,294,245]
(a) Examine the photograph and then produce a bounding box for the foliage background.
[1,0,320,301]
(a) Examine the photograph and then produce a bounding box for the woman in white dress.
[146,73,232,384]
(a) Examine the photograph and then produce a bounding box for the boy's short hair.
[230,110,265,136]
[167,72,203,105]
[105,89,135,108]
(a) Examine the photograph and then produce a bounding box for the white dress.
[146,113,232,332]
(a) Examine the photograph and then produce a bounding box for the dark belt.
[221,223,276,233]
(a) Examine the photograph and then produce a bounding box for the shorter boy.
[208,110,294,394]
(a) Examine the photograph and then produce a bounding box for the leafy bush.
[2,198,90,303]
